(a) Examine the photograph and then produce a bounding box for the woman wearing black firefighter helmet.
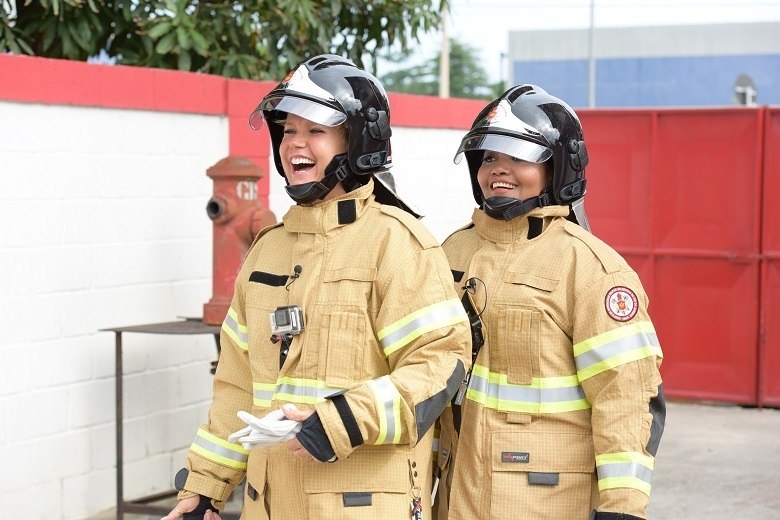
[164,54,470,520]
[250,52,419,216]
[434,84,666,520]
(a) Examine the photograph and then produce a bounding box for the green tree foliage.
[0,0,448,80]
[380,38,497,99]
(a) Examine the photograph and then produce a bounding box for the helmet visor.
[249,96,347,130]
[453,133,553,164]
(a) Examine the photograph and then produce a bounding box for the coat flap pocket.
[503,272,559,292]
[303,445,408,493]
[324,267,377,283]
[491,431,594,473]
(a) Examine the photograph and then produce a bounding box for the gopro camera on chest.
[269,305,304,336]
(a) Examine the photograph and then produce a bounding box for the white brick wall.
[0,97,476,519]
[0,100,227,519]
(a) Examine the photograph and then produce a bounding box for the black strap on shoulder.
[327,392,364,448]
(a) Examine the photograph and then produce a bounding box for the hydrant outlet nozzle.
[206,197,226,221]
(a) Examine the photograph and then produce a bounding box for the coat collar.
[282,180,375,234]
[471,205,570,243]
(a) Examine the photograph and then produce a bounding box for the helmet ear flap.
[567,139,589,172]
[555,138,588,203]
[365,107,392,141]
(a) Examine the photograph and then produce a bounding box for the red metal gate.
[581,109,764,405]
[761,108,780,406]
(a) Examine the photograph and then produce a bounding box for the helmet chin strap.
[285,154,358,204]
[483,188,553,221]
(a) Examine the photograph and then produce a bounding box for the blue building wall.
[512,54,780,108]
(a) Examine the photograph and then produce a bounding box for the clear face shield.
[453,133,553,165]
[453,99,553,164]
[249,63,347,130]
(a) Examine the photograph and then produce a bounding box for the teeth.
[492,182,516,189]
[291,157,314,165]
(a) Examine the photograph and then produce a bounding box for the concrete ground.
[648,401,780,519]
[91,401,780,519]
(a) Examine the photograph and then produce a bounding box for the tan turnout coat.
[436,206,665,520]
[180,182,471,519]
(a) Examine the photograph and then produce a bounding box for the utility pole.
[587,0,596,107]
[499,52,507,93]
[439,10,450,98]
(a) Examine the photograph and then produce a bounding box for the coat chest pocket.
[492,307,541,386]
[503,271,559,301]
[245,279,284,383]
[318,266,378,387]
[321,266,377,304]
[493,272,559,386]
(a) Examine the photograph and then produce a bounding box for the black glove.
[174,469,221,520]
[182,494,220,520]
[591,512,644,520]
[296,411,337,462]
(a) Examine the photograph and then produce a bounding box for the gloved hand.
[227,409,302,450]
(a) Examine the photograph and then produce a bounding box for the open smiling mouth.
[291,157,315,173]
[491,181,517,190]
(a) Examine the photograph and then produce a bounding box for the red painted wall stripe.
[1,54,483,205]
[0,54,483,128]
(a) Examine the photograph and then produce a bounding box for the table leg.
[115,332,124,520]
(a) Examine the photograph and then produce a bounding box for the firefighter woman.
[435,85,666,520]
[164,54,471,520]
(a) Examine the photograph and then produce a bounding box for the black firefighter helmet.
[249,54,419,216]
[454,84,590,227]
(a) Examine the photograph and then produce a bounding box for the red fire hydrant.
[203,156,276,325]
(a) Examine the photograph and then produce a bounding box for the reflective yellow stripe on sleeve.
[596,451,654,496]
[190,428,249,470]
[222,307,248,351]
[253,377,348,407]
[378,298,467,357]
[367,375,402,444]
[574,321,662,381]
[465,364,591,413]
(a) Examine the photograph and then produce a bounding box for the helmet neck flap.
[482,188,554,221]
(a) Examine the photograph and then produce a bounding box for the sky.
[388,0,780,84]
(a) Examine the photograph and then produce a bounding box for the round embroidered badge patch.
[605,286,638,322]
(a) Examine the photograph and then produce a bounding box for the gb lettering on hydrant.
[203,156,276,325]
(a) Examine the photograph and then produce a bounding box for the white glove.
[227,409,302,450]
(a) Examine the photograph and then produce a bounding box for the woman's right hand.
[161,495,200,519]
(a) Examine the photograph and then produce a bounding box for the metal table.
[102,318,240,519]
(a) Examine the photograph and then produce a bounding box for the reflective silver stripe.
[465,365,590,414]
[367,376,402,444]
[222,307,248,351]
[190,428,248,469]
[378,299,467,356]
[576,331,659,370]
[598,460,653,483]
[596,452,654,495]
[253,383,275,407]
[574,322,661,380]
[252,377,346,407]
